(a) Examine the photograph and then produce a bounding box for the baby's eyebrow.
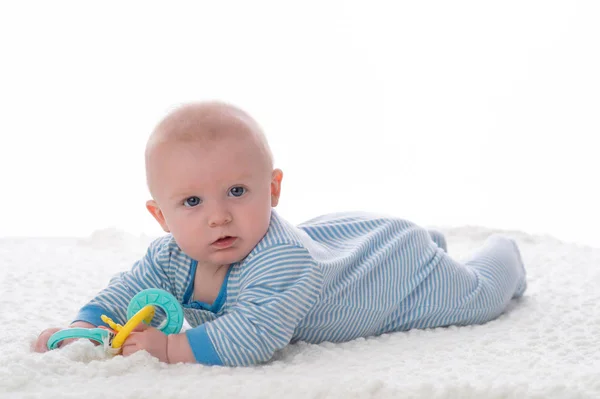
[169,188,203,200]
[232,172,253,181]
[170,193,195,202]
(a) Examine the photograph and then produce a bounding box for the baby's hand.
[32,321,96,353]
[121,323,169,363]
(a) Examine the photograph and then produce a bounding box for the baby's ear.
[146,200,170,232]
[270,169,283,207]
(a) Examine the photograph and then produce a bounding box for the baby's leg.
[428,229,447,252]
[414,234,526,328]
[464,235,527,299]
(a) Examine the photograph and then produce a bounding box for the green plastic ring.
[126,288,184,335]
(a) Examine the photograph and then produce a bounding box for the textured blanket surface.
[1,226,598,399]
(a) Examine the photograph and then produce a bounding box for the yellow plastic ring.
[111,305,155,349]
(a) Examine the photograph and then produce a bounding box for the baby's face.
[147,135,280,267]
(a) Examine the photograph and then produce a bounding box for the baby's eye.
[228,186,246,197]
[184,196,202,207]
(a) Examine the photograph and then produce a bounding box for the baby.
[34,102,527,366]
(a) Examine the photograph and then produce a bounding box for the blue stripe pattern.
[76,210,526,366]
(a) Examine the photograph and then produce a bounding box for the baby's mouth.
[211,236,237,249]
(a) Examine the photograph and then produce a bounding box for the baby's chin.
[188,247,251,267]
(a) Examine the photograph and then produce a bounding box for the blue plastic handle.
[47,328,111,350]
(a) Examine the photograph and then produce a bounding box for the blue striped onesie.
[75,210,527,366]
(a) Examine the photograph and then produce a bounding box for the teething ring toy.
[47,288,184,352]
[47,327,111,349]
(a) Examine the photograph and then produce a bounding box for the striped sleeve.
[187,244,323,366]
[73,236,173,327]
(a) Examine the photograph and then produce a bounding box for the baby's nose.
[208,211,232,227]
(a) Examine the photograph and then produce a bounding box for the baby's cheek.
[171,227,203,257]
[249,211,271,242]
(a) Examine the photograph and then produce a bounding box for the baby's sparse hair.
[145,101,274,195]
[147,101,273,164]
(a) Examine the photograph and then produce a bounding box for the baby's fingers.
[132,322,150,332]
[121,338,140,357]
[32,328,61,353]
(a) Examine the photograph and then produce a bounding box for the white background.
[1,1,598,247]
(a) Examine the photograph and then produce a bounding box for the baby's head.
[145,101,283,266]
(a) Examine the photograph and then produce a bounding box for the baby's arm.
[428,229,447,252]
[167,332,196,363]
[33,236,174,352]
[182,244,322,366]
[74,236,174,327]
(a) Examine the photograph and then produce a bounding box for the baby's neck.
[192,263,230,305]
